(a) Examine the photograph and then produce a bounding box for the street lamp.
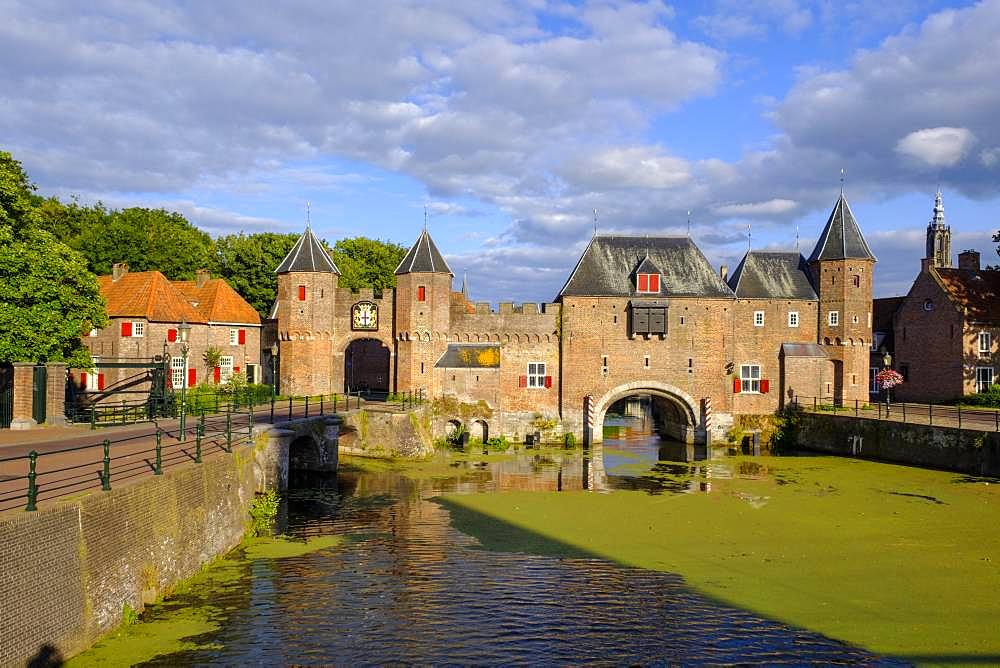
[178,319,191,440]
[269,341,279,399]
[881,349,893,416]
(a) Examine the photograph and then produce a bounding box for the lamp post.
[178,319,191,440]
[269,341,279,401]
[882,349,893,416]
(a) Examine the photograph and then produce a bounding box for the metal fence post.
[102,439,111,491]
[90,406,97,430]
[226,413,232,452]
[320,394,324,415]
[288,396,293,420]
[854,399,858,416]
[929,403,933,426]
[958,404,962,431]
[305,395,310,418]
[26,451,38,511]
[334,393,338,413]
[248,407,253,443]
[270,392,275,423]
[154,429,163,475]
[195,423,203,463]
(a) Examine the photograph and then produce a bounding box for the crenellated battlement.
[334,286,394,303]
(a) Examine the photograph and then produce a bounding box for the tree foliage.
[70,207,213,280]
[211,232,299,317]
[0,152,107,366]
[330,236,407,292]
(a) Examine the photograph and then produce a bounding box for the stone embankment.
[338,406,434,458]
[0,417,338,668]
[797,412,1000,476]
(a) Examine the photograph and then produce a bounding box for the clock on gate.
[352,301,378,331]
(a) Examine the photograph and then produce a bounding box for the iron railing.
[792,395,1000,432]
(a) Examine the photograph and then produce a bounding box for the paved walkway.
[0,399,409,515]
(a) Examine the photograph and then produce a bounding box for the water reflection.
[132,434,904,666]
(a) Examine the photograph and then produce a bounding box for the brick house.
[76,264,261,404]
[268,191,874,442]
[876,192,1000,402]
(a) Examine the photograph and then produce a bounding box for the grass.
[434,455,1000,661]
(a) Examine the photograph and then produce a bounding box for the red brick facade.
[272,193,874,442]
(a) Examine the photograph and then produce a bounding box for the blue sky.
[3,0,999,303]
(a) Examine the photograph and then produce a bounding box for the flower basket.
[875,369,904,390]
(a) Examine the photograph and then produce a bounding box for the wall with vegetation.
[797,412,1000,476]
[0,426,288,667]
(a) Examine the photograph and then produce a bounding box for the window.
[230,328,239,345]
[923,299,934,312]
[852,314,859,324]
[631,305,666,335]
[979,332,992,356]
[637,273,660,293]
[86,358,101,391]
[417,286,426,302]
[869,367,879,395]
[602,355,608,376]
[828,311,839,326]
[740,364,761,393]
[788,311,799,328]
[754,311,764,327]
[297,285,306,301]
[132,321,144,337]
[527,362,546,388]
[853,275,861,288]
[220,356,234,383]
[644,355,650,368]
[976,367,994,393]
[171,356,186,389]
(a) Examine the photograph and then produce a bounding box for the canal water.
[92,429,905,666]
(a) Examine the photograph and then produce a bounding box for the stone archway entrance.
[590,381,700,444]
[344,338,390,393]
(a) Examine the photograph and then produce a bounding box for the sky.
[3,0,1000,304]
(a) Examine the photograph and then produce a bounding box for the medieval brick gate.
[587,381,702,445]
[343,338,391,394]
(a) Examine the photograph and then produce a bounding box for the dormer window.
[637,273,660,293]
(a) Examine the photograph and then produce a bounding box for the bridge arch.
[590,381,700,444]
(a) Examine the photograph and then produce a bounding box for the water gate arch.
[591,381,700,444]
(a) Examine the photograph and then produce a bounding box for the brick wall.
[0,427,289,666]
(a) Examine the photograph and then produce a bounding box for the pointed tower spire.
[808,189,876,262]
[395,228,453,275]
[461,271,470,299]
[926,189,952,267]
[275,227,339,274]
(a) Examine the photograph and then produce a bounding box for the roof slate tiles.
[98,272,206,324]
[808,194,876,262]
[275,227,340,274]
[558,236,733,298]
[728,251,817,300]
[935,267,1000,325]
[396,229,453,275]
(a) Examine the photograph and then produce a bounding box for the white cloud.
[714,198,797,216]
[561,147,691,190]
[981,147,1000,168]
[895,127,976,168]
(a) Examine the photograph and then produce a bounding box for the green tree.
[0,152,107,366]
[330,236,407,291]
[72,207,213,279]
[211,232,299,318]
[33,196,108,243]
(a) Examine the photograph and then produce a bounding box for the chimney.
[720,264,728,282]
[958,250,980,272]
[112,263,128,281]
[196,269,211,288]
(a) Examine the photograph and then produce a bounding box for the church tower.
[274,227,339,396]
[808,189,876,404]
[925,190,952,268]
[394,228,453,394]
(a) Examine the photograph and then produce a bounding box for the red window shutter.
[650,274,659,292]
[238,329,246,345]
[188,368,197,387]
[733,377,741,393]
[638,274,648,292]
[518,375,527,388]
[98,374,105,391]
[167,328,177,342]
[80,372,87,389]
[214,367,221,383]
[121,321,132,337]
[234,366,240,374]
[417,286,426,302]
[761,379,770,394]
[544,375,552,388]
[298,285,306,301]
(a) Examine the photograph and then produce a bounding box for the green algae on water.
[243,534,343,560]
[434,454,1000,660]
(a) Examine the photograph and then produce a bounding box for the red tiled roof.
[174,279,261,325]
[98,272,205,323]
[935,267,1000,325]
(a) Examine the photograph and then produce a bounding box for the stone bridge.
[258,414,342,490]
